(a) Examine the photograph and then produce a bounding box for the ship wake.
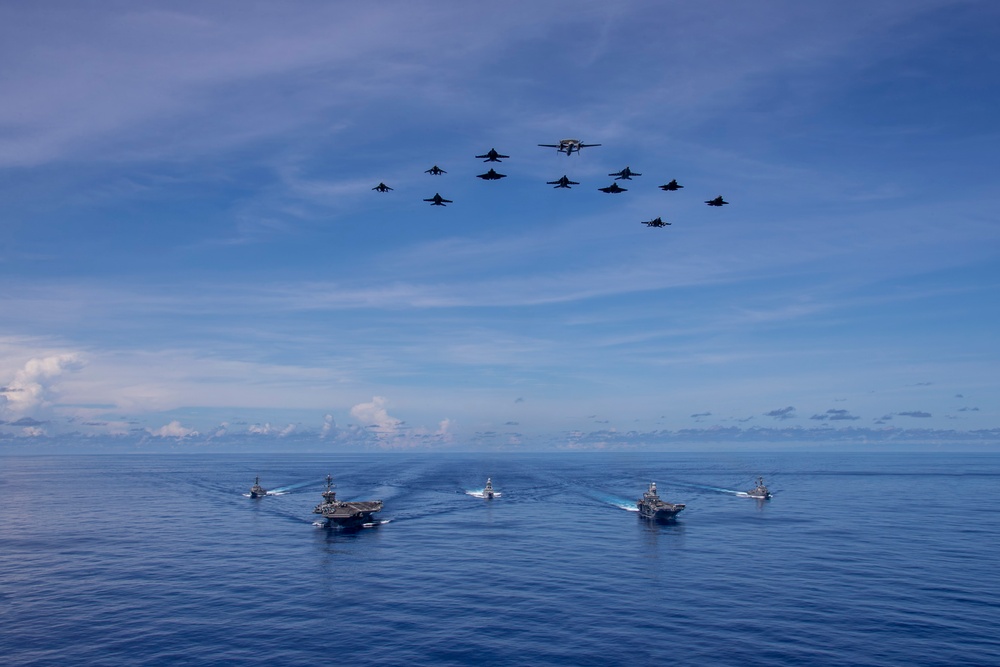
[465,489,502,498]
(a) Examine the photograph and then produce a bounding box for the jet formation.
[369,139,729,228]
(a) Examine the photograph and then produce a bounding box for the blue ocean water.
[2,452,999,666]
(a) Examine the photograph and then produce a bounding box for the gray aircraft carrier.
[313,474,383,527]
[636,482,685,521]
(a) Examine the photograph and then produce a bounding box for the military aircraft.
[705,196,729,206]
[609,166,641,180]
[659,179,683,191]
[424,193,453,206]
[538,139,601,156]
[477,168,507,180]
[547,175,579,189]
[642,217,671,227]
[425,166,447,175]
[372,183,393,192]
[598,183,628,193]
[476,148,509,162]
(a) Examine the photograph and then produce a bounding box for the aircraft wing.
[579,143,602,148]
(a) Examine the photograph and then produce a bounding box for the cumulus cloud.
[350,396,402,436]
[691,412,712,418]
[320,414,337,438]
[897,411,932,418]
[1,353,85,417]
[434,418,453,443]
[148,420,199,438]
[764,406,796,421]
[247,422,296,436]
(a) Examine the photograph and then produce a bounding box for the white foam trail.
[266,480,315,494]
[466,490,501,498]
[616,503,639,512]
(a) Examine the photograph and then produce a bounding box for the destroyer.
[249,476,267,498]
[483,478,496,499]
[637,482,685,521]
[746,476,772,500]
[313,474,383,528]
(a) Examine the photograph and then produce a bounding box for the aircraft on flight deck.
[424,193,453,206]
[609,166,641,180]
[547,175,579,189]
[538,139,601,156]
[659,179,683,191]
[425,166,447,175]
[476,148,509,162]
[477,169,507,180]
[598,183,628,194]
[642,217,671,227]
[372,183,393,192]
[705,196,729,206]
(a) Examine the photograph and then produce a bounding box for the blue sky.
[2,1,998,450]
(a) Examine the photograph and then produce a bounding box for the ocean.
[1,451,998,666]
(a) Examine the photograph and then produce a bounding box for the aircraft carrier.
[313,474,383,527]
[636,482,685,521]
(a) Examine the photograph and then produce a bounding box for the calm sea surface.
[2,451,998,666]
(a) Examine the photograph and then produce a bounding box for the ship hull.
[638,505,685,521]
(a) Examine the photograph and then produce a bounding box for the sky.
[2,0,999,451]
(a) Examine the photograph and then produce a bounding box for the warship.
[313,474,383,527]
[483,478,496,499]
[636,482,685,521]
[249,476,267,498]
[746,476,772,500]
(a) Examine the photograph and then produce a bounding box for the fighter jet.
[547,175,579,189]
[598,183,628,194]
[424,193,453,206]
[609,166,641,180]
[372,183,393,192]
[659,179,683,191]
[477,169,507,180]
[425,166,447,175]
[705,196,729,206]
[538,139,601,156]
[642,217,671,227]
[476,148,509,162]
